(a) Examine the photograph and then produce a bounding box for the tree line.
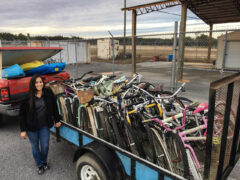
[0,32,217,47]
[88,34,217,47]
[0,32,82,41]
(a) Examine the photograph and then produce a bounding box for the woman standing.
[20,74,61,175]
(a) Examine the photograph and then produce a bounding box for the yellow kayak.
[20,60,44,71]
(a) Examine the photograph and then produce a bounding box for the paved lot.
[0,61,238,180]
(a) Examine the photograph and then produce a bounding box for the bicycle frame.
[178,116,208,169]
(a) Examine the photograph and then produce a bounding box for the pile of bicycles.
[46,71,236,180]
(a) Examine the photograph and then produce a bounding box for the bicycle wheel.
[87,107,98,137]
[150,128,174,172]
[166,133,190,178]
[65,98,74,125]
[110,116,127,149]
[176,97,193,108]
[141,124,155,162]
[186,150,203,180]
[72,98,79,126]
[80,106,91,134]
[103,109,117,144]
[96,110,109,140]
[58,96,69,123]
[124,121,145,158]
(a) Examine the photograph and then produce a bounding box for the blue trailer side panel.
[83,135,94,145]
[51,126,79,146]
[115,151,131,176]
[136,161,158,180]
[164,176,173,180]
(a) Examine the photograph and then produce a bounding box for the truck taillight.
[1,88,9,101]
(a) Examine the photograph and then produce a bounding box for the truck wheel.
[76,153,108,180]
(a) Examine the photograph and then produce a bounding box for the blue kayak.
[25,62,66,76]
[2,64,25,78]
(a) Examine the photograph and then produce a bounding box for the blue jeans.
[27,126,50,168]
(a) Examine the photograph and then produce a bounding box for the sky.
[1,0,240,38]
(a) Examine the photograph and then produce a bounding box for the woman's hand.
[55,122,61,128]
[21,132,27,139]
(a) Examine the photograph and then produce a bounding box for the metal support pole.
[123,0,126,59]
[75,41,78,63]
[222,31,228,73]
[108,31,115,75]
[177,1,187,81]
[207,24,213,63]
[132,10,137,75]
[171,21,178,92]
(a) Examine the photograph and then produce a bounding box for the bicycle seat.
[92,75,102,81]
[82,77,93,83]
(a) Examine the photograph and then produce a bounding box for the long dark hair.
[29,74,45,108]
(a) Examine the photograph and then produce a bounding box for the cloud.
[0,0,239,38]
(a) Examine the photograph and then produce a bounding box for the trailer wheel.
[76,153,108,180]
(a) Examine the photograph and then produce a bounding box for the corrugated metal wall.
[42,41,90,64]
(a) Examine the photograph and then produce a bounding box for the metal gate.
[204,72,240,180]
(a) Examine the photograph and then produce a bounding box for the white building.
[216,31,240,70]
[97,39,119,60]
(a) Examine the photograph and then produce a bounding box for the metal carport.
[122,0,240,80]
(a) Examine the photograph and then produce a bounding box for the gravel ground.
[0,61,238,180]
[0,117,77,180]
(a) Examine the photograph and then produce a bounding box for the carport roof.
[122,0,240,24]
[181,0,240,24]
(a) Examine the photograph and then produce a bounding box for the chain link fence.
[88,28,240,67]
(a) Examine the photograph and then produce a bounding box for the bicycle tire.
[87,107,98,137]
[103,109,116,144]
[111,116,127,149]
[77,104,85,128]
[167,133,190,178]
[80,106,91,133]
[177,97,193,108]
[97,110,109,140]
[150,128,174,172]
[72,98,79,126]
[92,107,103,138]
[186,150,203,180]
[58,96,69,122]
[65,98,74,125]
[143,124,155,162]
[124,121,145,158]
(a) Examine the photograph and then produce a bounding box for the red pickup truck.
[0,47,70,119]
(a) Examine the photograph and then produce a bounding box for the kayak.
[20,60,44,71]
[2,64,25,78]
[25,62,66,76]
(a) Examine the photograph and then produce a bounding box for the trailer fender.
[73,141,126,179]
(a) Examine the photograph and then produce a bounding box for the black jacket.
[20,87,61,132]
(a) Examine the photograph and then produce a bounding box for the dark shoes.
[38,166,44,175]
[37,163,50,175]
[43,163,50,171]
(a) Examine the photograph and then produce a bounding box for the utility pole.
[132,10,137,75]
[177,1,187,81]
[207,24,213,63]
[123,0,126,59]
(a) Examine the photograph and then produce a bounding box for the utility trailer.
[51,72,240,180]
[51,121,185,180]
